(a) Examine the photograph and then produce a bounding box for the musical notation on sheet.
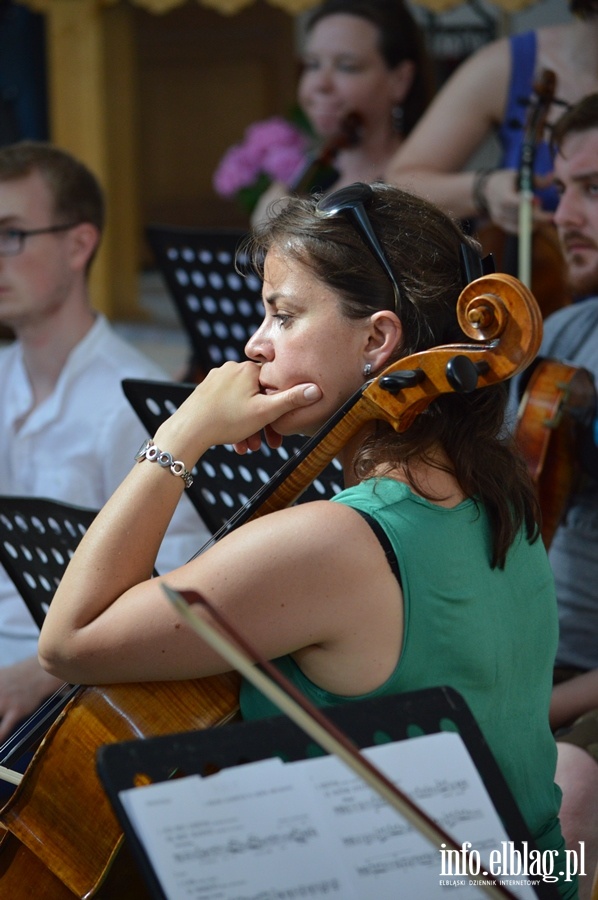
[120,732,538,900]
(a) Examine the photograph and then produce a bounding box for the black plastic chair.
[145,226,263,378]
[0,496,97,630]
[122,378,345,537]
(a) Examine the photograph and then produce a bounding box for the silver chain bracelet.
[134,438,194,489]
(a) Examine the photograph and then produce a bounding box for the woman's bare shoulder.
[190,498,394,616]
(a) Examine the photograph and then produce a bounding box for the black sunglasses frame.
[315,183,491,319]
[315,183,403,316]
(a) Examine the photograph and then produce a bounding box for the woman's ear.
[363,310,402,374]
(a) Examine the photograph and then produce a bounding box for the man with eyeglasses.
[0,141,208,782]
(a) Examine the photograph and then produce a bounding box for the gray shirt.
[521,298,598,668]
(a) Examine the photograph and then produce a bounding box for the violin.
[289,111,363,196]
[476,70,571,319]
[0,272,542,898]
[515,359,596,549]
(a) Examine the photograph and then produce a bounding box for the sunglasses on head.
[315,183,403,315]
[314,183,491,317]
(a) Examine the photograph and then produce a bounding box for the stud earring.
[363,362,372,377]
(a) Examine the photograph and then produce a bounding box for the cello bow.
[477,70,570,318]
[0,272,542,898]
[165,584,519,900]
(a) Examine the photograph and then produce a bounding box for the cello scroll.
[366,271,542,431]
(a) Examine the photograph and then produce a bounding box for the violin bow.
[163,584,518,900]
[518,69,557,288]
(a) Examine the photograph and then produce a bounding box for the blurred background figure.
[386,0,598,318]
[509,92,598,900]
[245,0,435,223]
[0,141,208,789]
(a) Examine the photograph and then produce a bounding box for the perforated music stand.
[145,226,263,377]
[0,496,97,630]
[0,497,97,762]
[97,687,559,900]
[121,378,345,536]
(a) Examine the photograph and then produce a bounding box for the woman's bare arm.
[386,38,523,226]
[551,670,598,731]
[38,363,402,695]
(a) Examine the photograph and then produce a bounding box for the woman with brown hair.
[40,182,575,898]
[251,0,434,222]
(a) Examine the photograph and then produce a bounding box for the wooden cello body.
[0,272,542,897]
[0,675,239,898]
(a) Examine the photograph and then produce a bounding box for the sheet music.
[119,731,539,899]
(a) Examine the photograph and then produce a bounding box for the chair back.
[145,226,263,378]
[0,496,97,629]
[122,378,344,537]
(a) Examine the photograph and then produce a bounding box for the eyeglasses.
[0,223,78,257]
[315,182,403,315]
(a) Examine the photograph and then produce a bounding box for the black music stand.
[0,496,97,762]
[97,687,558,900]
[0,495,97,629]
[145,226,263,377]
[121,378,344,535]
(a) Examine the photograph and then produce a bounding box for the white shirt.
[0,315,209,663]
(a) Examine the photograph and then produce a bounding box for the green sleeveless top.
[240,477,575,898]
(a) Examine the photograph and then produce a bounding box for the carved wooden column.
[19,0,141,320]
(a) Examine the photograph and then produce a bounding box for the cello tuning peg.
[445,355,489,393]
[379,369,425,394]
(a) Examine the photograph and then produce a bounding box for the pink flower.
[263,144,307,184]
[213,116,309,203]
[245,117,307,155]
[213,145,259,197]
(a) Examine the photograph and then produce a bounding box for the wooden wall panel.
[135,1,298,233]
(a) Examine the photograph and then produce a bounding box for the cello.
[0,271,542,898]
